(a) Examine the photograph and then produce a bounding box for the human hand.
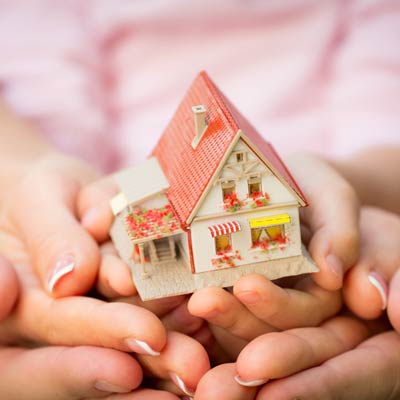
[187,152,360,359]
[193,314,391,400]
[193,204,398,399]
[0,255,179,400]
[343,207,400,328]
[0,154,210,397]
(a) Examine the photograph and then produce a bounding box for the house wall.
[196,140,297,218]
[138,192,169,209]
[176,231,190,268]
[190,205,302,273]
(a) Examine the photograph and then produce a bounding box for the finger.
[194,363,257,400]
[234,274,342,329]
[0,256,19,321]
[9,168,100,297]
[344,207,399,320]
[388,269,400,334]
[78,176,118,243]
[208,325,249,361]
[104,389,180,400]
[0,345,142,400]
[235,315,370,386]
[344,266,389,320]
[2,269,166,357]
[161,298,204,335]
[137,331,210,397]
[116,294,187,318]
[287,154,360,290]
[97,242,137,298]
[190,324,229,363]
[256,331,400,400]
[188,287,276,341]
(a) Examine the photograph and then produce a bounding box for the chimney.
[191,105,208,149]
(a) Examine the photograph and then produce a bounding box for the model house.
[110,71,317,300]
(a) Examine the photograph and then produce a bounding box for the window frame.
[247,175,262,196]
[221,180,236,200]
[250,224,286,248]
[214,233,232,254]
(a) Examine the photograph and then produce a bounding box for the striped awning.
[208,221,241,238]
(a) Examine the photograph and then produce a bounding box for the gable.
[194,138,298,218]
[151,71,307,228]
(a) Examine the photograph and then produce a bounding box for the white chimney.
[191,104,208,149]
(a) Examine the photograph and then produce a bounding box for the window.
[236,152,244,163]
[251,224,285,247]
[221,180,236,200]
[215,233,232,254]
[248,176,262,196]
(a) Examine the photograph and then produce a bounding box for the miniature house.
[110,71,317,300]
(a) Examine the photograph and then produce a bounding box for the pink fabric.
[0,0,399,172]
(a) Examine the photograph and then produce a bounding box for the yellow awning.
[249,213,291,228]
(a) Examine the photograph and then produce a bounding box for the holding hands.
[1,101,399,399]
[0,143,208,398]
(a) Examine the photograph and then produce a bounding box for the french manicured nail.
[325,254,343,283]
[94,380,131,393]
[368,271,388,310]
[47,254,76,292]
[236,290,262,304]
[169,372,196,396]
[124,338,160,356]
[234,375,268,387]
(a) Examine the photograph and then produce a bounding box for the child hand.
[187,152,361,359]
[193,314,390,400]
[78,152,360,292]
[188,275,342,360]
[77,177,216,341]
[194,204,398,399]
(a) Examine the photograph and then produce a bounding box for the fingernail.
[368,271,388,310]
[234,375,269,387]
[325,254,343,283]
[47,254,76,292]
[124,338,160,356]
[181,397,194,400]
[169,372,196,396]
[94,380,131,393]
[236,290,262,305]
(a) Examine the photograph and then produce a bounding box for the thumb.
[9,167,100,297]
[287,154,360,291]
[78,176,119,243]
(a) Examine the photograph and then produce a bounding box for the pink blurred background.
[0,0,399,172]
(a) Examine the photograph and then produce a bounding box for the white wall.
[196,139,296,218]
[190,205,302,273]
[138,192,170,209]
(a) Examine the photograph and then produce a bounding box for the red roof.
[151,71,307,227]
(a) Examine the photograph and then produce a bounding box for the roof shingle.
[151,71,307,227]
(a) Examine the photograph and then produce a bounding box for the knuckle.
[338,229,360,251]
